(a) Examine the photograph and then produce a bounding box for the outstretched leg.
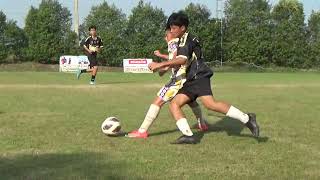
[199,95,259,137]
[127,97,164,138]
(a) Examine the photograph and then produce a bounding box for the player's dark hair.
[165,13,174,30]
[167,11,189,28]
[88,25,97,31]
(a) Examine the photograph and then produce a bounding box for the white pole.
[74,0,79,38]
[216,0,223,66]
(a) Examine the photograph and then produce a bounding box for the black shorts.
[88,54,98,68]
[177,77,213,102]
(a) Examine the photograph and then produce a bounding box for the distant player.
[127,29,208,138]
[77,25,103,85]
[149,12,260,144]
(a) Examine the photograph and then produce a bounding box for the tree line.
[0,0,319,68]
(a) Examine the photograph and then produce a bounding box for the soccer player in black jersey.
[149,12,260,144]
[77,25,103,85]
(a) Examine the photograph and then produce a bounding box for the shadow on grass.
[202,117,269,143]
[149,117,268,144]
[99,81,137,85]
[0,152,140,180]
[148,129,179,137]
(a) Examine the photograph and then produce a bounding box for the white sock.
[176,118,193,136]
[226,106,249,124]
[138,104,160,133]
[191,105,205,124]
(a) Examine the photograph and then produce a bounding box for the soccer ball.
[101,117,121,136]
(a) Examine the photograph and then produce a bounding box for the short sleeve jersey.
[176,32,213,80]
[167,38,187,80]
[167,38,179,60]
[84,36,103,55]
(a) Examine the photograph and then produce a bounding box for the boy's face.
[165,31,175,42]
[170,25,186,38]
[90,28,97,36]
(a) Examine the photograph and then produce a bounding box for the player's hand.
[158,67,169,76]
[148,62,161,72]
[153,50,161,57]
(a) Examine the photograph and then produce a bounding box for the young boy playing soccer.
[149,12,260,144]
[77,25,103,85]
[127,29,208,138]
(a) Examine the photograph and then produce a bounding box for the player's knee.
[169,101,179,110]
[153,100,164,107]
[203,101,216,111]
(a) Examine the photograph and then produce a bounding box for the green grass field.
[0,71,319,179]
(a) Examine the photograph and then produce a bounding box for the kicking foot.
[126,130,148,139]
[197,119,209,132]
[245,113,260,137]
[76,69,82,79]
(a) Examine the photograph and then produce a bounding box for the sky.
[0,0,319,28]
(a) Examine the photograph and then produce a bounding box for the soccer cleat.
[245,113,260,137]
[126,130,148,139]
[76,69,82,79]
[89,81,95,85]
[197,119,209,132]
[171,135,198,144]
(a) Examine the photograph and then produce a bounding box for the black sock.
[81,69,87,73]
[91,75,96,82]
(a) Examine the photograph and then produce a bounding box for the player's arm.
[96,37,103,53]
[154,50,169,60]
[157,49,178,76]
[158,66,170,76]
[149,57,186,72]
[83,37,93,54]
[149,46,186,71]
[83,45,92,54]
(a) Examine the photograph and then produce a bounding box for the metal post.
[74,0,79,38]
[216,0,223,66]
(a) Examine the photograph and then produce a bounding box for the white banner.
[123,59,153,73]
[59,55,90,72]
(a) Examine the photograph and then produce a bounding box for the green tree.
[306,11,320,68]
[0,11,7,61]
[184,3,211,35]
[126,0,167,60]
[4,20,27,61]
[224,0,272,66]
[183,3,220,64]
[271,0,306,68]
[24,0,75,63]
[82,2,127,66]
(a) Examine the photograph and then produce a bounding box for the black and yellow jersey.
[84,36,103,55]
[177,32,213,81]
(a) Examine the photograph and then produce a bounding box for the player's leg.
[127,96,165,138]
[127,84,174,138]
[191,77,259,137]
[187,101,209,131]
[89,55,98,84]
[90,66,98,84]
[169,93,198,144]
[199,95,259,137]
[76,55,94,79]
[138,97,166,132]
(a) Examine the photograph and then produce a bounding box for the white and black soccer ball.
[101,117,121,135]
